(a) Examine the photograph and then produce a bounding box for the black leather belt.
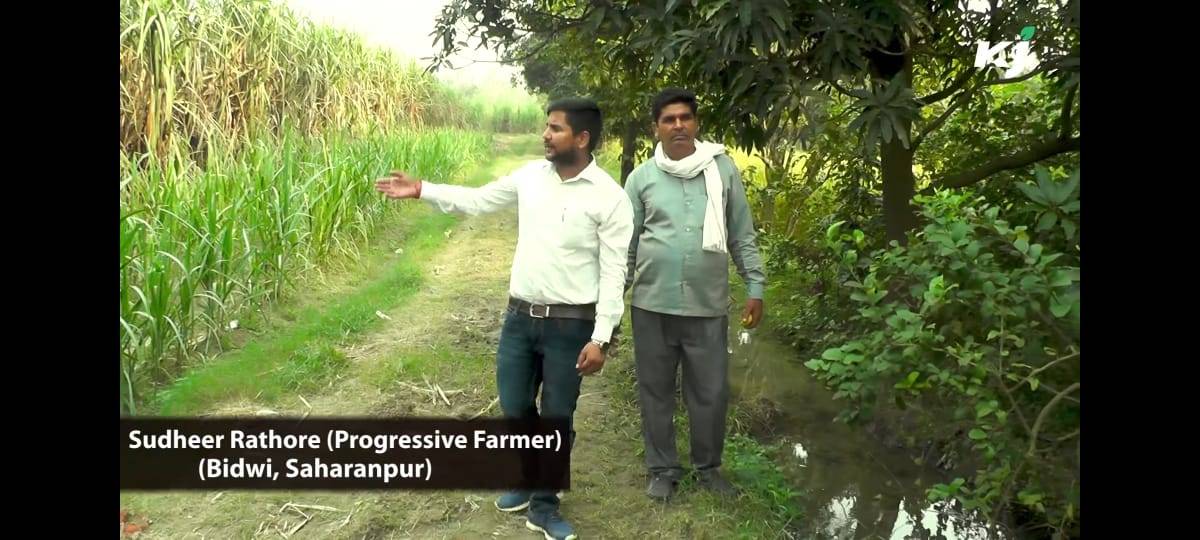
[508,297,596,321]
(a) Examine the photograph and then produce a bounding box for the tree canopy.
[429,3,1081,536]
[430,0,1079,241]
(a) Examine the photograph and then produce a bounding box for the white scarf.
[654,140,727,253]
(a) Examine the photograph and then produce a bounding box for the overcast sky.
[283,0,524,88]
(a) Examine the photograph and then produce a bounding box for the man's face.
[542,111,583,163]
[655,102,698,157]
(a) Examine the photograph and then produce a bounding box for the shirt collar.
[554,154,603,184]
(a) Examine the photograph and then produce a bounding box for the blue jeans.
[496,305,590,515]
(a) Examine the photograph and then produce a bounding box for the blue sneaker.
[495,491,565,513]
[495,490,532,512]
[525,510,577,540]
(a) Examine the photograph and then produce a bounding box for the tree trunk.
[870,42,918,245]
[620,121,638,184]
[761,159,778,235]
[761,192,776,235]
[881,133,917,244]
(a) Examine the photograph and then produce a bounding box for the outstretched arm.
[376,168,519,215]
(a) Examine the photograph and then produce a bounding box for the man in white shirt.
[375,98,634,540]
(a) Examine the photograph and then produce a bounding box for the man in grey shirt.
[624,88,767,501]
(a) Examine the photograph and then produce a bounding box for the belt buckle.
[529,304,550,319]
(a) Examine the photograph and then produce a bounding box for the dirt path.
[121,137,791,539]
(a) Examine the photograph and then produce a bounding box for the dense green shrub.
[805,167,1080,537]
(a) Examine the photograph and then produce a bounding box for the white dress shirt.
[419,157,634,343]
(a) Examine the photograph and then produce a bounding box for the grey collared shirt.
[624,154,766,317]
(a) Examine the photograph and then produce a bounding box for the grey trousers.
[630,306,729,478]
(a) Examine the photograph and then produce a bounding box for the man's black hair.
[546,97,603,153]
[651,88,698,122]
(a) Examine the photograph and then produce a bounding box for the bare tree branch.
[428,3,597,71]
[829,81,858,99]
[924,136,1081,192]
[913,101,963,149]
[913,81,980,149]
[980,59,1065,87]
[1056,428,1080,443]
[1060,83,1078,140]
[1036,382,1081,404]
[992,350,1034,438]
[983,69,1043,86]
[917,69,975,105]
[498,36,556,64]
[427,35,549,71]
[1007,352,1079,395]
[1028,382,1079,456]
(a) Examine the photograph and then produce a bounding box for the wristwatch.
[590,339,609,353]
